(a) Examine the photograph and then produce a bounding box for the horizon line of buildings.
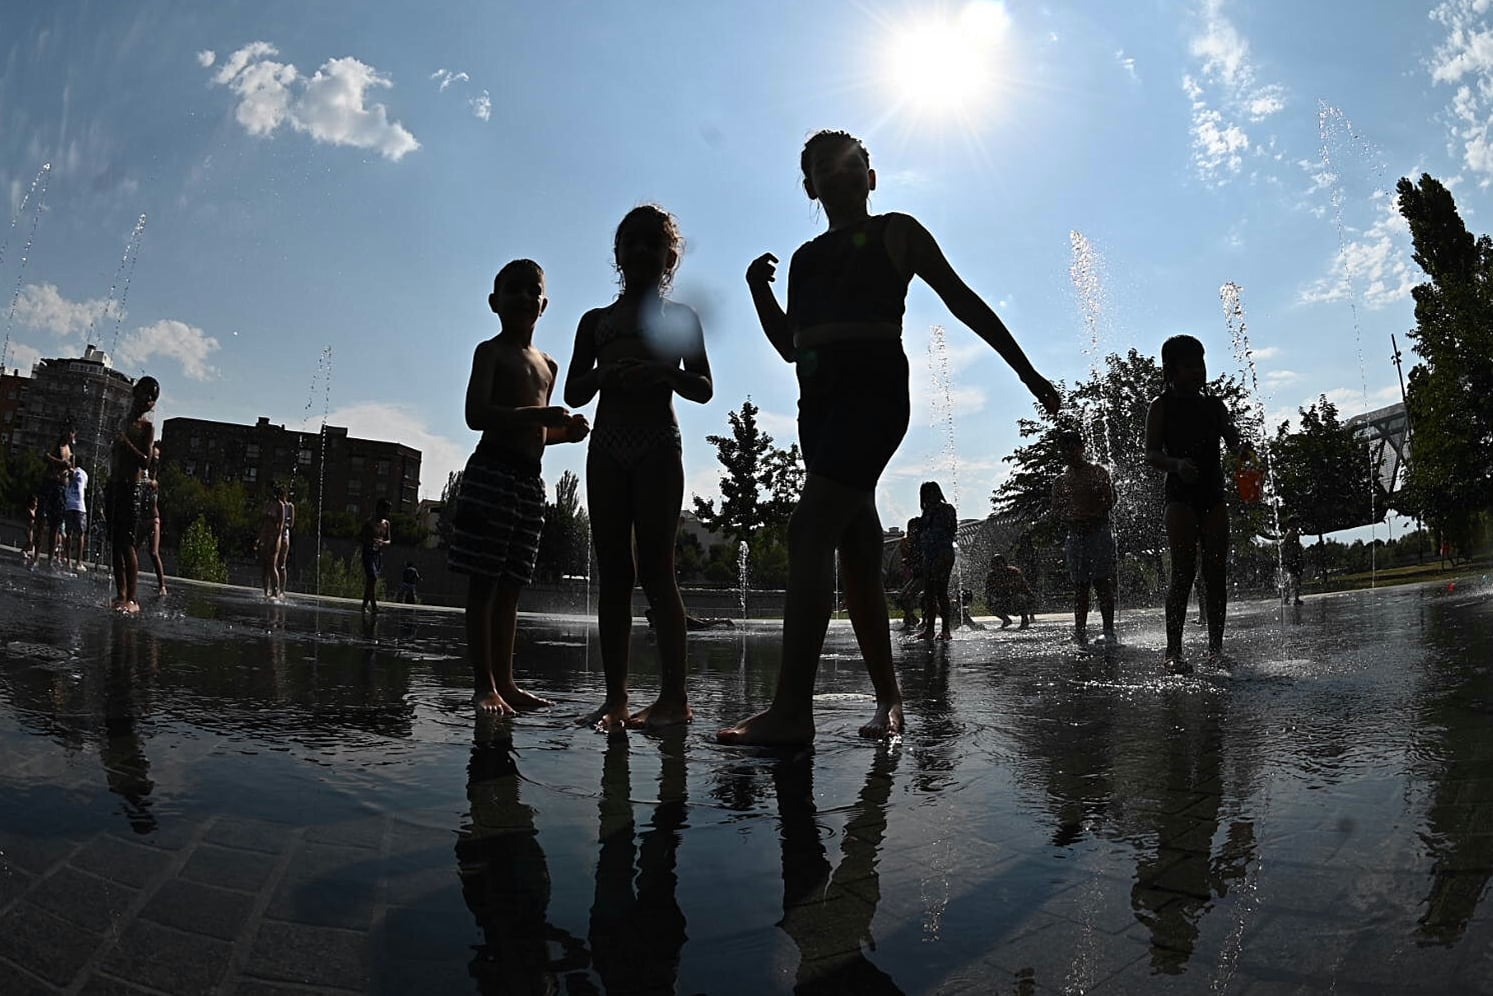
[1,346,421,523]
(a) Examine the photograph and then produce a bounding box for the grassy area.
[1308,553,1492,594]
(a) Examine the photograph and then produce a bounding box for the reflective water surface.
[2,561,1491,994]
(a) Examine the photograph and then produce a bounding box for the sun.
[882,1,1012,120]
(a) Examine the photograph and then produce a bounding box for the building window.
[298,448,312,465]
[185,460,196,476]
[375,481,388,495]
[348,480,362,495]
[244,467,258,483]
[346,503,360,516]
[376,459,390,476]
[190,435,201,452]
[246,443,260,460]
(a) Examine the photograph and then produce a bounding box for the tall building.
[0,367,27,456]
[7,345,134,474]
[159,415,421,520]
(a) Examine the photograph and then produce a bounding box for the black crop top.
[787,214,912,331]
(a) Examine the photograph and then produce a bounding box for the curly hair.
[613,203,683,293]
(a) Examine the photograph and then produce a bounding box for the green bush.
[311,549,368,599]
[178,516,229,583]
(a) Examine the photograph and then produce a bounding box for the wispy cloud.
[206,42,419,161]
[1116,50,1139,81]
[1182,0,1286,184]
[431,68,491,122]
[1429,0,1493,183]
[469,90,492,122]
[430,68,469,92]
[117,320,221,381]
[196,50,216,68]
[1298,193,1417,308]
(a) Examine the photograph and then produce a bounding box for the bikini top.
[787,214,912,332]
[594,299,685,350]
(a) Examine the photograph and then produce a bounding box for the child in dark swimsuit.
[110,377,159,613]
[718,129,1061,746]
[1144,334,1256,672]
[563,205,713,733]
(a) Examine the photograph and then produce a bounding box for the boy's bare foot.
[859,700,904,739]
[157,585,168,596]
[627,699,693,730]
[577,700,629,733]
[716,707,815,746]
[472,690,516,716]
[123,601,140,615]
[938,630,952,641]
[497,685,554,710]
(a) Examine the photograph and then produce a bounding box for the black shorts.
[796,341,910,492]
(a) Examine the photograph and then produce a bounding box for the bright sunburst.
[882,1,1012,121]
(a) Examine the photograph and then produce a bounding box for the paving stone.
[68,836,173,890]
[97,919,234,995]
[26,864,137,933]
[202,817,295,855]
[0,901,101,987]
[78,973,169,995]
[0,860,36,908]
[178,842,279,894]
[0,831,80,876]
[303,815,385,851]
[244,921,369,990]
[139,877,255,941]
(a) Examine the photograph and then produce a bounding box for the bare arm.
[663,306,714,404]
[464,341,569,433]
[117,421,154,469]
[746,252,794,363]
[1144,397,1191,478]
[898,216,1061,415]
[544,355,590,445]
[563,311,605,408]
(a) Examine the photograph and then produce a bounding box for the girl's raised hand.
[746,252,778,288]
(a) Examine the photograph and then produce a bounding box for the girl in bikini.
[564,204,714,732]
[718,130,1061,746]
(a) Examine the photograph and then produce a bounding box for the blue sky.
[0,1,1481,540]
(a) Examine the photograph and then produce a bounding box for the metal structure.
[1346,401,1410,498]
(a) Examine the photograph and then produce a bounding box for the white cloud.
[1250,346,1280,360]
[1181,0,1286,184]
[297,401,467,500]
[430,68,469,92]
[1430,1,1493,182]
[1320,384,1405,419]
[11,282,122,337]
[4,341,42,373]
[1298,196,1417,308]
[1116,50,1138,81]
[1263,369,1299,387]
[197,49,216,68]
[207,42,419,161]
[117,320,221,381]
[469,90,492,121]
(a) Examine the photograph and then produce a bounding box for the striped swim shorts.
[447,447,546,585]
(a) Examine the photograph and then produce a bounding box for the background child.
[142,443,166,595]
[359,496,391,613]
[917,481,958,641]
[258,485,286,599]
[564,204,713,733]
[110,377,158,613]
[1144,334,1255,672]
[719,129,1061,746]
[1052,430,1118,645]
[984,553,1035,629]
[450,259,589,715]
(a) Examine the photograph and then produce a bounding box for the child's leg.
[1199,503,1230,653]
[122,542,140,610]
[151,522,167,593]
[1073,582,1091,641]
[467,576,509,713]
[837,502,903,738]
[718,474,867,745]
[580,456,636,732]
[489,578,550,709]
[933,558,954,637]
[627,452,691,730]
[1164,501,1200,659]
[1095,576,1117,635]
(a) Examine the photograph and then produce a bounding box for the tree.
[1271,395,1384,552]
[693,399,774,545]
[177,515,229,583]
[1396,173,1493,545]
[535,469,590,582]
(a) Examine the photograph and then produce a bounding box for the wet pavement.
[1,558,1491,994]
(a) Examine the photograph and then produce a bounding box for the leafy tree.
[1271,395,1384,552]
[1395,173,1493,548]
[177,515,229,583]
[535,469,590,583]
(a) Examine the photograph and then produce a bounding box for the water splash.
[1221,282,1285,603]
[303,346,334,603]
[1069,230,1116,463]
[738,539,749,627]
[0,163,53,374]
[84,215,148,487]
[927,325,964,620]
[1317,101,1384,585]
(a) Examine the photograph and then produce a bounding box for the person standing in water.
[1052,430,1118,645]
[564,204,713,733]
[719,129,1061,746]
[1144,334,1255,673]
[110,377,159,613]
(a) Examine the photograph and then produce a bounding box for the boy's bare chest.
[495,350,553,401]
